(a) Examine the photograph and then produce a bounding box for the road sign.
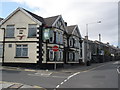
[52,46,59,52]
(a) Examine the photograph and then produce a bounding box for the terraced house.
[0,7,83,68]
[66,25,82,64]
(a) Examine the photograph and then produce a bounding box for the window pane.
[22,48,28,56]
[28,25,37,37]
[6,25,14,37]
[49,50,54,61]
[16,48,21,57]
[16,45,21,47]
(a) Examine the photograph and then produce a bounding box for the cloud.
[2,0,119,46]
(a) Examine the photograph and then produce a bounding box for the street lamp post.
[86,21,101,66]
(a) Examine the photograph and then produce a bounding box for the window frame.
[0,44,3,58]
[28,24,37,38]
[16,44,28,57]
[49,49,54,61]
[5,25,15,38]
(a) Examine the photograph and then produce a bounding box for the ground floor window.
[69,52,74,61]
[16,45,28,57]
[49,49,54,61]
[48,49,63,62]
[75,52,79,61]
[0,44,3,57]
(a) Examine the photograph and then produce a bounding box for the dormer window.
[28,24,37,37]
[6,25,15,38]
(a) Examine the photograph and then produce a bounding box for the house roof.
[44,15,59,26]
[0,7,45,25]
[23,8,46,24]
[0,18,3,22]
[67,25,76,34]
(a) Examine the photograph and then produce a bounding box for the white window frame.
[28,24,37,37]
[49,30,54,43]
[49,49,54,61]
[6,25,15,38]
[16,45,28,57]
[69,37,73,47]
[69,52,73,61]
[59,50,63,61]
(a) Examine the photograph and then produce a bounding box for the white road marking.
[117,67,120,74]
[60,82,64,85]
[55,63,109,89]
[56,85,60,88]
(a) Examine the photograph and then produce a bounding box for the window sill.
[14,57,29,58]
[27,37,37,38]
[5,37,15,38]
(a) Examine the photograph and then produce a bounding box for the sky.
[0,0,119,47]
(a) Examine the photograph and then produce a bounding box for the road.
[1,61,120,89]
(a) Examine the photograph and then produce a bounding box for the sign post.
[52,46,59,70]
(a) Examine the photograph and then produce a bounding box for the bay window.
[69,37,73,47]
[49,49,54,61]
[49,30,54,43]
[69,52,73,61]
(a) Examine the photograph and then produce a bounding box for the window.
[0,44,3,57]
[60,32,63,44]
[56,32,59,44]
[28,24,37,37]
[69,52,73,61]
[49,49,54,61]
[75,52,79,61]
[6,25,15,37]
[49,30,54,43]
[55,51,60,61]
[69,38,73,47]
[16,45,28,57]
[59,50,63,61]
[8,44,12,48]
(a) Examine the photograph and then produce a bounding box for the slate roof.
[0,18,3,22]
[44,15,59,26]
[67,25,76,34]
[23,8,46,24]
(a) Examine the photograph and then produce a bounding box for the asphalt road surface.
[1,61,120,89]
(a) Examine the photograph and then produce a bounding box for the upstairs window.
[59,32,63,44]
[49,30,54,43]
[6,25,15,38]
[28,24,37,37]
[69,37,73,47]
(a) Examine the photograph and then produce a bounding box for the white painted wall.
[1,10,41,63]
